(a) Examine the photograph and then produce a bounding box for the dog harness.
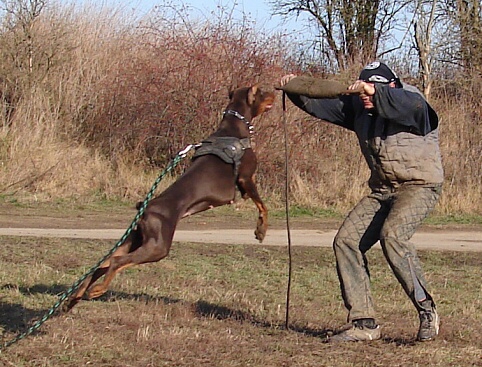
[192,136,251,175]
[192,110,253,176]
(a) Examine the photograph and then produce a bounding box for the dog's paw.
[87,285,107,300]
[254,228,266,243]
[255,216,267,243]
[61,298,78,313]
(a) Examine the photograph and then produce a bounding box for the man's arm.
[280,74,356,131]
[287,94,356,131]
[373,84,439,136]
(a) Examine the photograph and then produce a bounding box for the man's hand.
[348,80,375,96]
[280,74,297,87]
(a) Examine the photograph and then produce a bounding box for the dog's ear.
[248,84,259,105]
[228,82,239,100]
[228,84,235,100]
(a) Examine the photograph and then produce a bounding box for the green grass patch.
[270,205,343,220]
[426,212,482,225]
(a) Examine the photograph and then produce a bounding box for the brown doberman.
[64,84,275,311]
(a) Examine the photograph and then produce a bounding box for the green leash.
[0,144,194,350]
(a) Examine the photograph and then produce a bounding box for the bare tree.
[1,0,46,74]
[270,0,411,71]
[413,0,438,99]
[410,0,482,80]
[454,0,482,72]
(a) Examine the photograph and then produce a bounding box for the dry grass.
[0,236,480,366]
[433,95,482,215]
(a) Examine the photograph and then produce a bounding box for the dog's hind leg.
[63,270,107,312]
[63,231,142,311]
[86,214,176,300]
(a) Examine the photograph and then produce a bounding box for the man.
[280,61,444,342]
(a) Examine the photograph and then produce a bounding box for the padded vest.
[355,114,444,192]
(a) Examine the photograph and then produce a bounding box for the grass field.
[0,236,481,366]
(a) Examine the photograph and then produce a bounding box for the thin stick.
[282,92,293,330]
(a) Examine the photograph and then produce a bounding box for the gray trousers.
[333,184,442,322]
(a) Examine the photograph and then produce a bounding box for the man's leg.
[333,194,389,323]
[379,185,442,341]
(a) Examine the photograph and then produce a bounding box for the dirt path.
[1,204,481,251]
[1,227,481,252]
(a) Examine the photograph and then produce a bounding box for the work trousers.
[333,184,442,322]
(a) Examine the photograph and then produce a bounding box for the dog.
[64,84,275,311]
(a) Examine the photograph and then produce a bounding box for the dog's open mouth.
[263,100,274,111]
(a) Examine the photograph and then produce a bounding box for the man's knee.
[380,222,414,244]
[379,226,395,242]
[333,232,359,254]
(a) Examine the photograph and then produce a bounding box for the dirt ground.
[0,201,339,230]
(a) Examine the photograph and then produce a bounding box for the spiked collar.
[223,109,254,134]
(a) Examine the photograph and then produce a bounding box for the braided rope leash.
[0,144,195,350]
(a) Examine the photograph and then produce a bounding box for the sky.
[124,0,307,34]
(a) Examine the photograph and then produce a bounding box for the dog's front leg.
[237,176,268,242]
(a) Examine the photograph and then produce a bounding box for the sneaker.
[327,321,381,342]
[417,306,440,341]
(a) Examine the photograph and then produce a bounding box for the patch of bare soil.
[0,201,342,231]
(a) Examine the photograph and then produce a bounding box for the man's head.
[359,61,402,88]
[357,61,402,109]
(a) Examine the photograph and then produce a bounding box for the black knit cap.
[359,61,402,88]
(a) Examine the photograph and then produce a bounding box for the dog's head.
[228,84,275,120]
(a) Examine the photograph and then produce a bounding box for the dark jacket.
[287,83,444,193]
